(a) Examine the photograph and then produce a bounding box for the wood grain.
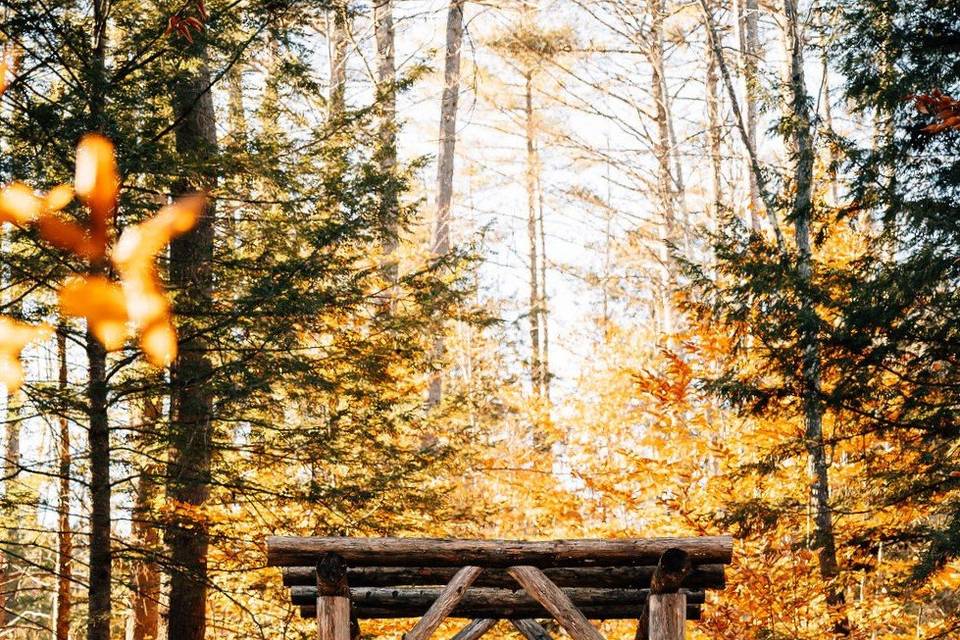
[267,536,734,568]
[403,566,482,640]
[281,565,726,590]
[507,566,605,640]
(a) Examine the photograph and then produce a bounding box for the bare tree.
[428,0,466,406]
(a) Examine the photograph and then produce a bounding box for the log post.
[317,553,351,640]
[638,549,690,640]
[507,566,605,640]
[648,593,685,640]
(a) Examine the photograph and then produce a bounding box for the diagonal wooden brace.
[403,566,483,640]
[507,566,605,640]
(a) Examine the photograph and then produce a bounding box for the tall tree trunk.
[0,327,23,628]
[649,0,674,335]
[705,0,724,219]
[56,325,72,640]
[166,48,218,640]
[132,398,162,640]
[427,0,466,406]
[736,0,762,228]
[782,0,847,633]
[374,0,399,287]
[86,3,112,639]
[328,1,349,120]
[524,72,543,397]
[537,177,550,401]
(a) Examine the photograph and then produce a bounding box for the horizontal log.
[298,604,702,621]
[289,587,706,607]
[281,565,725,590]
[267,536,733,568]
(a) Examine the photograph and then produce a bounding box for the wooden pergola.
[266,536,733,640]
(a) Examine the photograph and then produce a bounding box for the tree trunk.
[86,4,112,639]
[705,0,724,220]
[736,0,762,229]
[328,1,349,120]
[781,0,847,633]
[374,0,399,287]
[56,325,72,640]
[132,398,162,640]
[166,48,218,640]
[0,326,23,628]
[649,0,674,335]
[427,0,466,406]
[537,176,550,401]
[524,72,543,397]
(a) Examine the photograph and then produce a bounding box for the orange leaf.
[0,317,52,393]
[59,276,129,351]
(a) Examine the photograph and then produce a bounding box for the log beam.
[403,566,482,640]
[266,536,734,568]
[507,566,604,640]
[289,587,706,608]
[281,565,726,590]
[298,604,702,621]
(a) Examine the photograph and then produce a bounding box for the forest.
[0,0,959,638]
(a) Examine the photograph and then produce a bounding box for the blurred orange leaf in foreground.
[0,318,52,393]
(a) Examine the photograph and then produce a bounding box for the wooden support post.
[403,566,483,640]
[507,566,605,640]
[317,553,351,640]
[511,619,554,640]
[648,593,685,640]
[450,618,498,640]
[637,549,691,640]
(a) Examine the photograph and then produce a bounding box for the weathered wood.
[299,604,702,621]
[317,554,350,597]
[317,597,350,640]
[648,593,685,640]
[511,619,553,640]
[507,566,604,640]
[636,549,692,640]
[281,565,726,590]
[317,554,350,640]
[288,587,706,608]
[403,565,482,640]
[266,536,734,568]
[450,618,498,640]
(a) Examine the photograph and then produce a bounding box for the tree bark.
[281,564,727,589]
[267,535,734,568]
[649,0,675,334]
[86,4,112,640]
[704,0,724,220]
[56,325,72,640]
[328,1,349,120]
[781,0,847,633]
[131,398,162,640]
[374,0,399,286]
[166,47,218,640]
[524,72,543,396]
[427,0,466,406]
[736,0,762,228]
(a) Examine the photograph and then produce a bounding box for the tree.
[428,0,467,406]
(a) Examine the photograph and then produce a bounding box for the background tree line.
[0,0,958,638]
